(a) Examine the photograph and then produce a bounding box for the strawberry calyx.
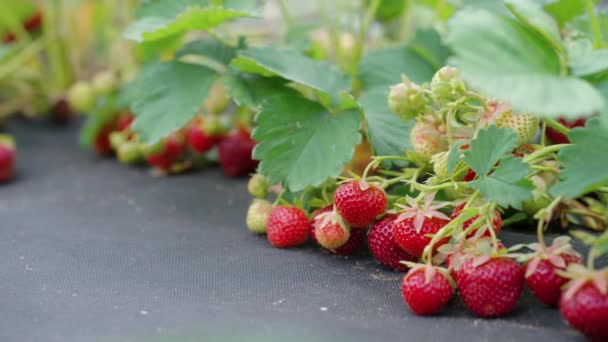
[395,193,450,233]
[559,265,608,300]
[400,261,456,288]
[519,236,582,278]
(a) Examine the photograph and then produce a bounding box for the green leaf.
[253,94,361,191]
[407,29,451,69]
[445,8,605,118]
[79,95,118,148]
[469,157,534,209]
[504,0,563,51]
[0,0,36,36]
[222,71,291,110]
[464,126,518,176]
[565,8,608,41]
[358,87,413,158]
[125,1,254,43]
[551,118,608,198]
[543,0,588,27]
[130,61,216,144]
[358,46,436,90]
[568,39,608,77]
[447,141,466,173]
[232,47,351,100]
[175,38,237,65]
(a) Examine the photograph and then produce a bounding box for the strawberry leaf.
[469,157,534,209]
[358,45,436,90]
[359,87,413,158]
[544,0,588,27]
[0,0,36,36]
[447,142,466,173]
[551,118,608,198]
[253,94,361,191]
[445,8,605,118]
[130,61,216,144]
[464,126,518,176]
[231,47,351,100]
[124,0,256,43]
[222,71,291,110]
[175,38,238,65]
[568,40,608,77]
[504,0,563,52]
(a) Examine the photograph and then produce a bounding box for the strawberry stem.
[277,0,294,29]
[585,0,604,49]
[523,144,568,164]
[544,118,569,135]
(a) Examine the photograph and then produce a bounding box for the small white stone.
[320,307,328,311]
[140,310,149,315]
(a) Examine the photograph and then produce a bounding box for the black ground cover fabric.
[1,120,601,341]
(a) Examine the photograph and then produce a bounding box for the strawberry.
[545,117,587,144]
[144,133,185,170]
[388,77,426,120]
[559,269,608,341]
[401,265,454,315]
[457,257,524,317]
[0,135,16,183]
[218,129,258,177]
[393,195,450,258]
[203,81,230,114]
[93,123,116,156]
[431,151,467,181]
[50,98,74,123]
[483,102,538,145]
[313,210,351,249]
[463,168,476,181]
[92,71,117,96]
[410,119,448,162]
[247,174,269,199]
[328,227,365,256]
[266,206,309,248]
[443,239,506,284]
[246,199,273,234]
[333,180,387,227]
[117,141,143,164]
[117,112,134,131]
[451,203,501,238]
[187,123,221,154]
[368,214,416,271]
[67,81,95,113]
[310,206,333,245]
[23,12,43,31]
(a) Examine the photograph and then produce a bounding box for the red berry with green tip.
[266,206,310,248]
[93,123,116,156]
[334,181,387,227]
[457,257,524,317]
[145,134,185,170]
[401,266,453,315]
[368,214,416,271]
[218,129,258,177]
[313,211,351,249]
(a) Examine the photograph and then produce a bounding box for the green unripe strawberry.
[246,199,273,234]
[409,119,448,163]
[117,141,143,164]
[203,81,230,114]
[202,115,229,136]
[431,151,467,181]
[67,81,95,113]
[248,174,268,199]
[495,111,539,145]
[92,71,117,96]
[522,172,554,216]
[109,131,128,150]
[388,77,426,120]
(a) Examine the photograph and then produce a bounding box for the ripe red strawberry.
[546,117,587,144]
[24,12,43,31]
[218,129,258,177]
[463,168,476,181]
[445,239,506,284]
[401,265,453,315]
[368,214,416,271]
[0,136,16,183]
[333,180,387,227]
[328,227,365,256]
[266,206,309,248]
[393,195,450,258]
[145,134,185,170]
[93,123,116,156]
[457,257,524,317]
[525,253,582,307]
[117,112,134,131]
[451,203,501,238]
[559,273,608,341]
[313,210,351,249]
[50,98,74,123]
[187,123,221,154]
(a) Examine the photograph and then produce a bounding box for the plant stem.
[544,118,569,135]
[353,0,380,65]
[585,0,603,49]
[277,0,293,29]
[523,144,568,163]
[0,38,47,81]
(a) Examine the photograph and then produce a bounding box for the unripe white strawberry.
[388,77,426,120]
[522,175,552,216]
[246,199,273,234]
[92,71,117,96]
[67,81,95,113]
[495,111,539,145]
[248,174,268,199]
[431,151,467,181]
[409,119,448,162]
[430,66,465,100]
